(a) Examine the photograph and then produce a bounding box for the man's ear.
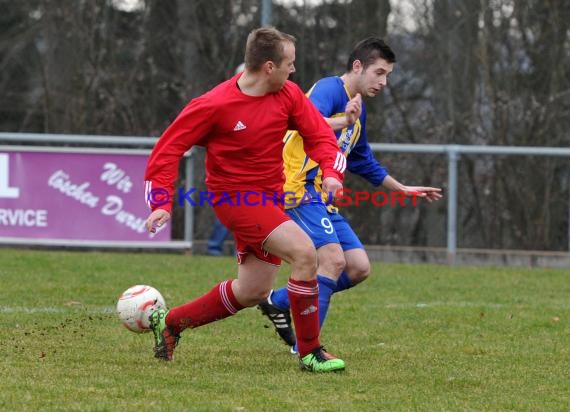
[352,59,363,74]
[264,61,275,74]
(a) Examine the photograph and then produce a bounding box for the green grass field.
[1,248,569,411]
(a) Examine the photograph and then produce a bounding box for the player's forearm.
[324,116,351,131]
[381,175,406,192]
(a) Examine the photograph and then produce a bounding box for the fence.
[370,143,570,264]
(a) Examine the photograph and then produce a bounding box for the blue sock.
[317,275,337,329]
[334,271,354,292]
[268,287,290,311]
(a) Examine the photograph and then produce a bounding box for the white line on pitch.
[0,306,115,314]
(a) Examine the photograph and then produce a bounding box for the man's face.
[269,41,296,92]
[356,58,393,98]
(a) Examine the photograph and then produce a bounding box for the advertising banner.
[0,148,170,242]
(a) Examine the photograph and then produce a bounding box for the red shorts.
[213,201,290,265]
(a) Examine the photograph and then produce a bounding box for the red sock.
[165,280,244,334]
[287,278,320,357]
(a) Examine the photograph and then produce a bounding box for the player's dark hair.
[244,27,296,71]
[346,37,396,72]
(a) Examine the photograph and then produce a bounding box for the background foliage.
[1,0,570,250]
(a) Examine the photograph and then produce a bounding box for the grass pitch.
[0,248,569,411]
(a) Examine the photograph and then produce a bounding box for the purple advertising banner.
[0,148,171,242]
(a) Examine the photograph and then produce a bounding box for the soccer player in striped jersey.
[258,37,442,353]
[144,28,347,372]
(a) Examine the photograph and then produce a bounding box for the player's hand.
[402,186,443,203]
[145,209,171,233]
[322,177,343,201]
[345,93,362,126]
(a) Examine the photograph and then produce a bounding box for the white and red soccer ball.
[116,285,166,333]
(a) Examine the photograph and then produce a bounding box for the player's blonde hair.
[244,27,296,72]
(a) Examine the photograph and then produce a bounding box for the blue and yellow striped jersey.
[282,76,389,210]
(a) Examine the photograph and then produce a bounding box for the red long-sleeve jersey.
[144,74,346,212]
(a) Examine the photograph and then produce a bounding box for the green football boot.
[149,309,180,361]
[299,347,345,372]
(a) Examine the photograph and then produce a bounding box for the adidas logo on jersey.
[233,121,246,131]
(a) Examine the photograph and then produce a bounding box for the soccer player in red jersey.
[143,27,347,372]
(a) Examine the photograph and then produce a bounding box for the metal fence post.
[447,146,459,265]
[566,168,570,252]
[261,0,272,26]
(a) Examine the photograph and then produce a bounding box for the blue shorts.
[285,203,363,251]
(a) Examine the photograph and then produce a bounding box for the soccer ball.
[116,285,166,333]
